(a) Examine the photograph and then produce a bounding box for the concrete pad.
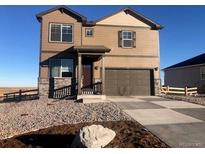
[150,101,205,109]
[173,108,205,121]
[124,109,202,125]
[134,96,172,102]
[108,97,144,103]
[113,101,165,110]
[146,122,205,147]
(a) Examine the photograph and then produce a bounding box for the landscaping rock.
[0,99,131,140]
[71,124,116,148]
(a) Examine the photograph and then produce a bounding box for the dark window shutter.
[133,31,136,48]
[118,31,122,47]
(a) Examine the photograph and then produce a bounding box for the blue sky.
[0,5,205,87]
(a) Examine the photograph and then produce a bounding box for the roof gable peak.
[36,5,87,23]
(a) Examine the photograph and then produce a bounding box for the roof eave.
[36,5,87,23]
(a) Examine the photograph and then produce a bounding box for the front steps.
[76,95,109,103]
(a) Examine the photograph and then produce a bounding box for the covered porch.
[74,45,110,98]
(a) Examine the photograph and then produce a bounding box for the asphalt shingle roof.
[164,53,205,70]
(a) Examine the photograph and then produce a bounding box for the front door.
[82,64,92,88]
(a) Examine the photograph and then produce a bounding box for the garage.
[105,68,154,96]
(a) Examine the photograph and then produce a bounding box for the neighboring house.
[36,5,162,99]
[163,53,205,93]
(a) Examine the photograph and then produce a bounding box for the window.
[118,31,136,48]
[122,31,133,48]
[85,28,94,37]
[200,66,205,80]
[49,59,73,78]
[50,23,73,43]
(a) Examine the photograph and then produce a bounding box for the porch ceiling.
[74,45,111,54]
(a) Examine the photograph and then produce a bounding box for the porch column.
[78,54,82,95]
[101,55,105,95]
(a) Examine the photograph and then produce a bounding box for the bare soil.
[0,121,168,148]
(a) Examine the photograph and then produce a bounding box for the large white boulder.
[71,124,116,148]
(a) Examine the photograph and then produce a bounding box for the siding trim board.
[95,24,151,29]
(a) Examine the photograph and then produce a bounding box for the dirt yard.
[0,87,37,96]
[0,121,168,148]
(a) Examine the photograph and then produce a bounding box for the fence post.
[166,86,169,94]
[19,90,22,101]
[185,87,188,96]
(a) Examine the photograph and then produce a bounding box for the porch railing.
[81,82,102,95]
[51,83,78,99]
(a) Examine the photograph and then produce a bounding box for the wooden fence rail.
[3,89,39,102]
[161,86,198,96]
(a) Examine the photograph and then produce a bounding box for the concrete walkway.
[108,96,205,147]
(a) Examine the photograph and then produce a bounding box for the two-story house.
[36,6,162,100]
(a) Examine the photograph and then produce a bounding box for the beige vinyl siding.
[82,25,160,80]
[97,11,150,28]
[82,25,159,57]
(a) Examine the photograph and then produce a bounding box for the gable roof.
[164,53,205,70]
[95,7,163,30]
[36,5,87,22]
[36,6,163,30]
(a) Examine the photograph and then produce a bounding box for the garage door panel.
[105,69,153,96]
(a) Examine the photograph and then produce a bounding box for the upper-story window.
[85,28,94,37]
[49,23,73,43]
[118,31,136,48]
[200,66,205,80]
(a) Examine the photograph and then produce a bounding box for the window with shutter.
[121,31,134,48]
[118,31,122,47]
[133,31,136,48]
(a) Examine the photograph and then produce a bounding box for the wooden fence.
[161,86,198,96]
[3,89,39,102]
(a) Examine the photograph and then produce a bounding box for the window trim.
[49,23,73,44]
[200,66,205,80]
[122,31,133,49]
[49,59,74,78]
[85,28,94,37]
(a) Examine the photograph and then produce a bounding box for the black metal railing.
[3,89,39,102]
[81,82,102,95]
[51,83,78,99]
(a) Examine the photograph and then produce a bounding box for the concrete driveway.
[108,96,205,147]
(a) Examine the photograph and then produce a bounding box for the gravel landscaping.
[160,94,205,106]
[0,98,132,140]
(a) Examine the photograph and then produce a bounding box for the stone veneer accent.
[38,77,72,98]
[154,79,161,95]
[38,78,49,97]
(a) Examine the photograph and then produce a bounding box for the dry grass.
[0,87,37,96]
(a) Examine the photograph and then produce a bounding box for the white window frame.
[49,23,73,43]
[49,59,73,78]
[85,28,94,37]
[122,31,133,48]
[200,66,205,80]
